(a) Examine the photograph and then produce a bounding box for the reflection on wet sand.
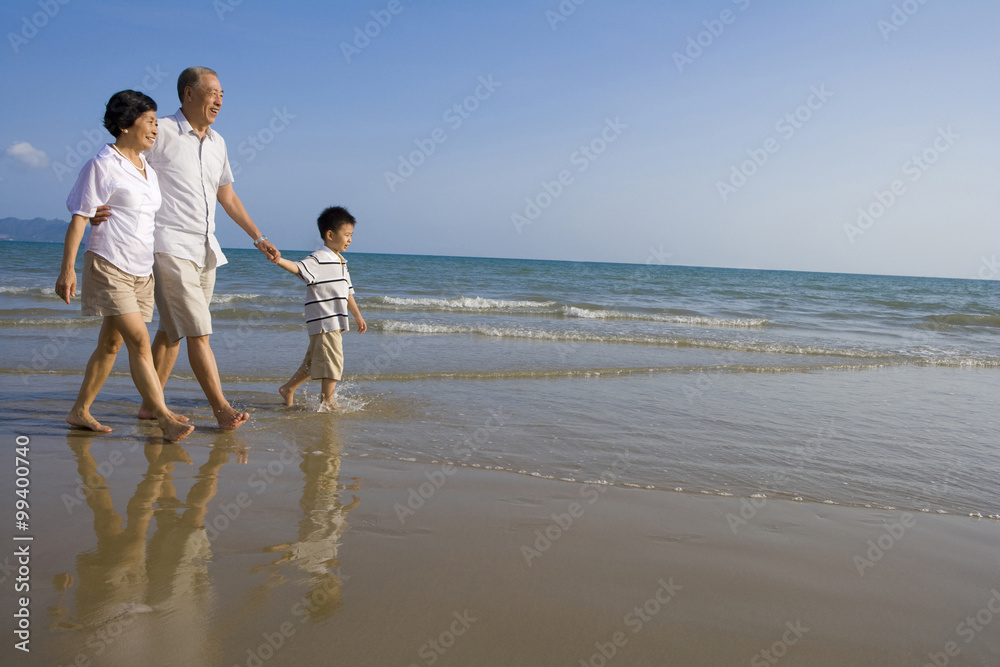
[54,432,244,665]
[254,418,360,622]
[52,417,361,664]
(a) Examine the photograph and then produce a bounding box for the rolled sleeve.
[66,159,113,218]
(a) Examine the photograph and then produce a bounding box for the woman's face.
[122,111,158,152]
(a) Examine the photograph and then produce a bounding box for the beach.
[1,242,998,665]
[4,422,1000,666]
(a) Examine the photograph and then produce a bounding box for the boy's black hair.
[318,206,356,237]
[104,90,157,138]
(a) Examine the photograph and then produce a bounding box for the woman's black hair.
[103,90,157,138]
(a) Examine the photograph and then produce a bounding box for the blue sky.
[1,0,997,278]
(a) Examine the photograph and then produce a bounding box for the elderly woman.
[56,90,193,442]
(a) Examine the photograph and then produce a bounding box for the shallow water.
[2,242,998,518]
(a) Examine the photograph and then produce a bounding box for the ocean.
[2,240,998,519]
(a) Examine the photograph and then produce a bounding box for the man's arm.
[90,205,111,225]
[347,294,367,333]
[216,183,280,261]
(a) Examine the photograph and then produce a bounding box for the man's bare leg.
[66,318,122,433]
[187,334,249,430]
[138,330,188,422]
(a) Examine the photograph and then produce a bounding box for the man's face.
[185,74,223,126]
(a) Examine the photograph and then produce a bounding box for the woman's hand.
[56,267,77,304]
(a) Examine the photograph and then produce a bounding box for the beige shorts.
[81,252,154,322]
[298,330,344,380]
[153,252,216,342]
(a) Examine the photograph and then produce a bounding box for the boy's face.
[325,224,354,253]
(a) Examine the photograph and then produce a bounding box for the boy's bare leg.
[187,334,249,430]
[66,318,122,433]
[318,378,337,412]
[111,313,194,443]
[278,369,310,406]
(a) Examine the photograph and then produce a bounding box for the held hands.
[256,239,280,262]
[55,268,76,304]
[90,205,111,226]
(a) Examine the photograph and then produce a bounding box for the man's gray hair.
[177,66,218,103]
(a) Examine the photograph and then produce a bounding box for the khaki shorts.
[298,330,344,380]
[153,252,216,342]
[81,252,154,322]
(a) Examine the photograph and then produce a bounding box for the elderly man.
[90,66,279,429]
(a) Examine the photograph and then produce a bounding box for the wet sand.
[6,426,999,667]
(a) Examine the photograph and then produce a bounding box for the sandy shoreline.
[4,428,997,667]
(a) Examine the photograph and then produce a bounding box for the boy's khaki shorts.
[81,251,154,322]
[298,330,344,380]
[153,251,216,342]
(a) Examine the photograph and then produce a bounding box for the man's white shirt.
[146,108,233,268]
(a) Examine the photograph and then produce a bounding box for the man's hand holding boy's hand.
[257,239,280,262]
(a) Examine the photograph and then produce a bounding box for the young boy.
[274,207,366,410]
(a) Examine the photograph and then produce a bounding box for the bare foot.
[318,400,338,413]
[161,419,195,443]
[138,404,189,423]
[66,410,113,433]
[216,406,250,430]
[278,384,294,406]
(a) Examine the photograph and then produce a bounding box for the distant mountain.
[0,217,74,243]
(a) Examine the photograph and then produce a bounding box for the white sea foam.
[364,295,767,328]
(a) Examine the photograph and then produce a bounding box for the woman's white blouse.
[66,144,161,277]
